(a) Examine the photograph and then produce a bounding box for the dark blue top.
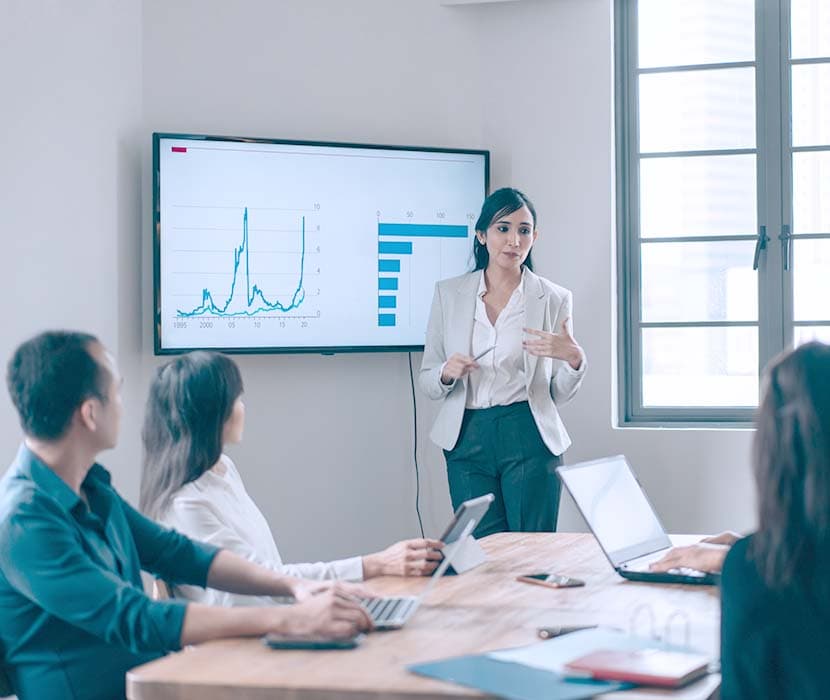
[0,445,220,700]
[721,535,830,700]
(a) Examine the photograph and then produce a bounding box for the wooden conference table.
[127,533,721,700]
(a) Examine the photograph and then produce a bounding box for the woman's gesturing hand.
[523,318,583,370]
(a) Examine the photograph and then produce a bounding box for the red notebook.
[564,648,709,688]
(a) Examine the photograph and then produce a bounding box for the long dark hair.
[472,187,536,272]
[139,351,243,519]
[750,341,830,590]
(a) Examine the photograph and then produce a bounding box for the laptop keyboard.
[624,553,707,578]
[625,562,707,578]
[359,597,415,624]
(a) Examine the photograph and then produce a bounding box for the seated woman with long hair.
[139,351,442,607]
[721,341,830,699]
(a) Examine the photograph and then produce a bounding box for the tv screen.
[153,133,489,354]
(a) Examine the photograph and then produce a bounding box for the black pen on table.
[536,625,597,640]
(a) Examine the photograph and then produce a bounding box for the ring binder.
[628,603,692,648]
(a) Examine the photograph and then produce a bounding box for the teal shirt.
[0,445,220,700]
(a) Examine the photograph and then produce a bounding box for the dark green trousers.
[443,401,562,538]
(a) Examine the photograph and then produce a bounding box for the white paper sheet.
[486,627,659,673]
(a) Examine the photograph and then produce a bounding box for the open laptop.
[360,519,477,630]
[557,456,719,586]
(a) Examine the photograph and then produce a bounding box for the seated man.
[0,331,371,700]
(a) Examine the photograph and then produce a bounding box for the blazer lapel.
[523,270,547,386]
[451,271,481,356]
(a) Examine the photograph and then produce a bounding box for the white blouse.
[159,454,364,607]
[465,270,529,409]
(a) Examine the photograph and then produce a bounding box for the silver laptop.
[360,520,476,630]
[557,456,718,586]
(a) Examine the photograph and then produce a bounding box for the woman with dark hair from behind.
[140,351,443,607]
[721,341,830,699]
[140,351,243,522]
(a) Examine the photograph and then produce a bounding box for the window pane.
[639,0,755,69]
[792,64,830,147]
[642,327,758,407]
[793,239,830,321]
[791,0,830,60]
[639,68,756,152]
[640,155,756,237]
[794,326,830,344]
[793,151,830,233]
[642,241,758,322]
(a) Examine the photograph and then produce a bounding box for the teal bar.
[379,223,468,238]
[378,277,398,291]
[379,295,396,309]
[379,241,412,255]
[378,259,401,273]
[378,314,396,327]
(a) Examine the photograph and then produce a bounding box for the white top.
[159,455,364,607]
[465,270,529,408]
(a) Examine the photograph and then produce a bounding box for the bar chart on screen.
[376,220,470,330]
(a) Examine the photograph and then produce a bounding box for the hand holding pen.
[439,346,496,385]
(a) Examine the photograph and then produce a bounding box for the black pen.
[536,625,597,640]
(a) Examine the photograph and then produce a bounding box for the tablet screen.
[439,494,494,543]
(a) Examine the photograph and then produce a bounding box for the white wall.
[0,0,756,570]
[0,0,145,491]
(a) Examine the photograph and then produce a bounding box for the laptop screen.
[558,456,671,567]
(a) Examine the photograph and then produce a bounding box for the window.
[616,0,830,425]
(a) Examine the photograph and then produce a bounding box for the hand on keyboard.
[285,586,374,638]
[648,542,730,575]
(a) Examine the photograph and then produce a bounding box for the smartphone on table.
[516,573,585,589]
[263,633,365,650]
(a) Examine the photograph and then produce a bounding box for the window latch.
[778,224,792,271]
[752,225,769,270]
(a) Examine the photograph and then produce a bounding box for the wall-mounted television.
[153,133,489,354]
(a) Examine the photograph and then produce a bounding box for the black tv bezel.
[152,132,490,356]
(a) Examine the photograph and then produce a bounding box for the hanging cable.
[408,352,425,537]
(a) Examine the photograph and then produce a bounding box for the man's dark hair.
[6,331,107,440]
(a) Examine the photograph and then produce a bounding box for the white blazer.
[419,269,586,455]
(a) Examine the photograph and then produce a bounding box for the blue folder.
[409,653,628,700]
